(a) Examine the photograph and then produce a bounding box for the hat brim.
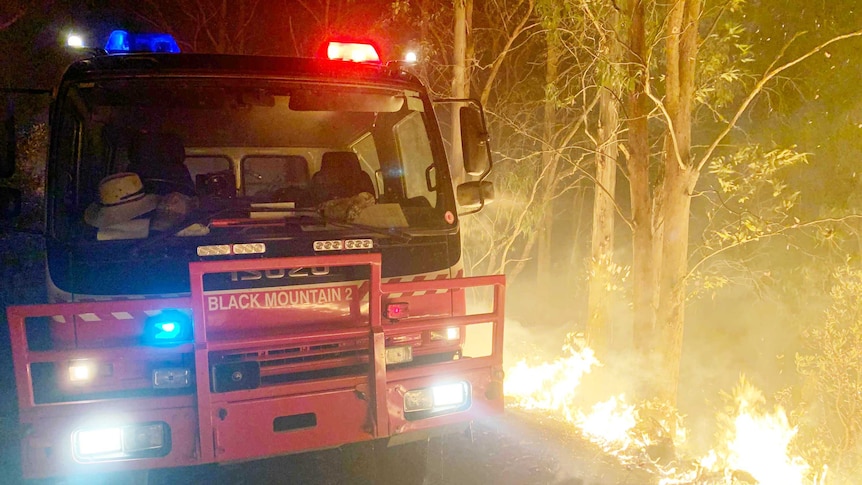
[84,194,160,228]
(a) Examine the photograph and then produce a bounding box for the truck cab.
[2,35,504,481]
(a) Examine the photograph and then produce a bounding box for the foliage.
[696,145,807,266]
[1,122,47,231]
[1,122,48,307]
[793,266,862,482]
[694,0,753,114]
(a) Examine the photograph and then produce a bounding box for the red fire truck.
[0,32,504,482]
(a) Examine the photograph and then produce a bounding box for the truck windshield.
[48,77,454,247]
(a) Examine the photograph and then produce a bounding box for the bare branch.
[696,29,862,174]
[686,214,862,280]
[0,6,25,31]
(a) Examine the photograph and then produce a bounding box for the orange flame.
[504,339,819,484]
[700,377,811,485]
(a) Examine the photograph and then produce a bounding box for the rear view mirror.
[456,180,494,211]
[459,105,490,176]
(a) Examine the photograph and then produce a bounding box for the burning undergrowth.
[502,327,826,484]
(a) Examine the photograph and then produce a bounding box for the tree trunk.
[536,13,561,310]
[586,15,621,358]
[625,0,658,370]
[450,0,472,187]
[653,0,701,404]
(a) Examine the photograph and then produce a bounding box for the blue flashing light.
[143,310,192,345]
[154,321,180,340]
[105,30,180,54]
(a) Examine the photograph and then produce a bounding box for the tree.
[618,0,862,405]
[584,1,623,358]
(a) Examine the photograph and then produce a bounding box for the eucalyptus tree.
[609,0,862,407]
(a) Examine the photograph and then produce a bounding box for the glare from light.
[69,360,95,382]
[404,51,418,63]
[76,427,123,456]
[67,34,84,48]
[446,327,460,340]
[326,42,380,63]
[432,382,467,408]
[160,322,176,333]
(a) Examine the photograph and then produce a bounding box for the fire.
[503,335,643,452]
[577,395,638,452]
[504,338,818,484]
[699,377,811,485]
[504,338,598,423]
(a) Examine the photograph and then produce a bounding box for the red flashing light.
[325,41,381,63]
[385,302,409,321]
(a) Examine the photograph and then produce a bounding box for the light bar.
[105,30,180,54]
[232,243,266,254]
[197,242,266,257]
[314,239,373,252]
[325,41,381,63]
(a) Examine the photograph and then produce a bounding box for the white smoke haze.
[498,266,828,484]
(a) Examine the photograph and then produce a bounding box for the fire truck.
[0,31,505,482]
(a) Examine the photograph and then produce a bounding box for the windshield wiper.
[325,219,414,243]
[128,198,437,256]
[129,198,253,256]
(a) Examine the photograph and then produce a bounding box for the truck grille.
[211,338,370,388]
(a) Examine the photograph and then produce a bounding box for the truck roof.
[62,53,425,90]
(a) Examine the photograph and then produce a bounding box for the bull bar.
[6,253,505,478]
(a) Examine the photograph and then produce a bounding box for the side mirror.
[0,186,22,219]
[0,103,16,178]
[456,180,494,211]
[459,105,490,176]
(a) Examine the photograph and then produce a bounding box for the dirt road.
[0,409,658,485]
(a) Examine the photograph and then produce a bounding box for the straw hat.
[84,173,159,228]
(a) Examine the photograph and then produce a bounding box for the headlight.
[403,381,471,417]
[73,422,170,462]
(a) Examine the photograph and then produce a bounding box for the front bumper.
[7,253,505,479]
